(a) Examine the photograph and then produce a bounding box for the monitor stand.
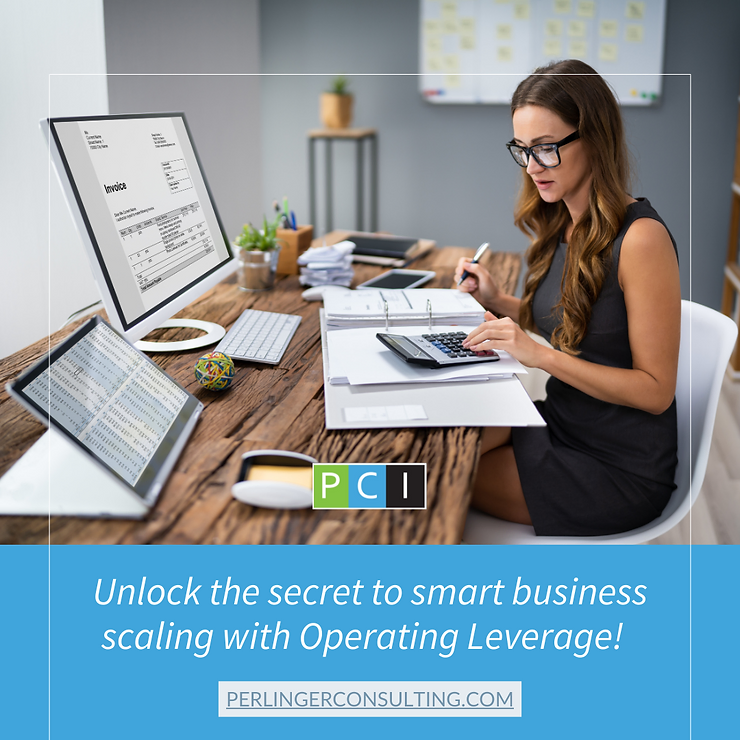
[134,318,226,353]
[0,430,149,519]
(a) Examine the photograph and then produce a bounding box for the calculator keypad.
[421,331,496,359]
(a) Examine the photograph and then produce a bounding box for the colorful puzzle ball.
[194,351,235,391]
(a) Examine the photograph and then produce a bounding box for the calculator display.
[382,334,433,359]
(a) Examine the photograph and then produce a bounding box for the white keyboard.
[215,309,301,364]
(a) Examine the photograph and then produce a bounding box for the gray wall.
[1,0,108,359]
[103,0,263,240]
[100,0,740,310]
[261,0,740,310]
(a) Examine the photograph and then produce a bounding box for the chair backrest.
[463,300,738,545]
[666,301,738,522]
[616,301,737,541]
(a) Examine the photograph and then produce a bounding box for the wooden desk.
[0,243,521,545]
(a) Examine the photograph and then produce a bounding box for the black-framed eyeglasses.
[506,131,581,168]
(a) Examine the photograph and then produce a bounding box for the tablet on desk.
[4,316,203,517]
[356,269,436,290]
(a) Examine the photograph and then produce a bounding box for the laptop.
[1,316,202,518]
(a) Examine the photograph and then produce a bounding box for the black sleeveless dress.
[510,199,678,536]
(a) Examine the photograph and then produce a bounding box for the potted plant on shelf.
[233,215,285,291]
[320,75,353,129]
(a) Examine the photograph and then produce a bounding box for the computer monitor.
[44,112,237,351]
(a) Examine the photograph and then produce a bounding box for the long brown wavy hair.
[514,59,631,354]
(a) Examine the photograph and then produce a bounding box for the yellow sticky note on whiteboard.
[544,38,562,56]
[442,18,458,33]
[426,35,443,53]
[497,23,513,40]
[625,1,645,20]
[498,46,513,62]
[425,19,441,33]
[513,0,530,20]
[568,20,586,37]
[569,40,587,57]
[545,19,563,36]
[459,17,475,33]
[427,55,443,72]
[554,0,571,14]
[600,19,618,37]
[443,54,460,72]
[445,74,462,88]
[442,1,457,19]
[625,24,644,43]
[460,33,476,50]
[599,43,619,62]
[577,0,595,17]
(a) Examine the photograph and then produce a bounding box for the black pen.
[457,242,490,286]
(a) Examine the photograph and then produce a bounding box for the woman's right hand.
[454,257,501,312]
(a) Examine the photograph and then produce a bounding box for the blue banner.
[1,544,736,737]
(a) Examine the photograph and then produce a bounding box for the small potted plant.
[233,215,285,291]
[320,75,353,129]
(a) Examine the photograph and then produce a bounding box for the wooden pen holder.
[276,224,313,275]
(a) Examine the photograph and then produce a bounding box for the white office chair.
[463,300,738,545]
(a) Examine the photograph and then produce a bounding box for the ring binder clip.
[427,299,433,331]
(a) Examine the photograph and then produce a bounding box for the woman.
[455,59,681,536]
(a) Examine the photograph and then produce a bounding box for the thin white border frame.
[43,70,694,740]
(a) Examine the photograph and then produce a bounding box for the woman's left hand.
[463,312,545,368]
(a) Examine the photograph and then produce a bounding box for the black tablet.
[6,316,203,507]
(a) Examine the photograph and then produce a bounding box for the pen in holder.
[275,224,314,275]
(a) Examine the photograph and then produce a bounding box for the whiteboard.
[419,0,667,105]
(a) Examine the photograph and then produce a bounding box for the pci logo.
[312,464,426,510]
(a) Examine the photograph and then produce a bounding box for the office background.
[1,0,739,360]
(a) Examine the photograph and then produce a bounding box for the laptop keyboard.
[215,309,301,364]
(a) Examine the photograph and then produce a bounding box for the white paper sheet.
[326,324,528,386]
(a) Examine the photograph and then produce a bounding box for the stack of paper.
[298,240,355,287]
[323,288,485,329]
[324,323,528,386]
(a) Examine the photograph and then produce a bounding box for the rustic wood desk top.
[0,241,521,545]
